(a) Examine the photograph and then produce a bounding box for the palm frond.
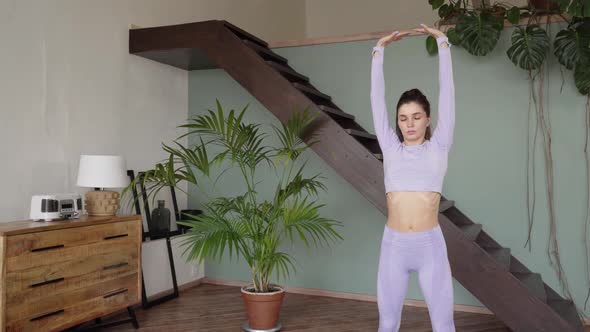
[274,163,327,207]
[281,197,342,249]
[272,106,319,164]
[178,206,252,265]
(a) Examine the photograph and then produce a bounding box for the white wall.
[0,0,306,297]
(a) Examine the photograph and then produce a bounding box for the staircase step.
[293,83,332,101]
[244,40,288,64]
[344,129,377,140]
[224,21,268,47]
[482,247,511,270]
[544,284,564,301]
[459,224,482,242]
[266,61,309,82]
[439,200,455,213]
[547,299,584,331]
[509,259,530,274]
[512,272,547,303]
[318,105,355,120]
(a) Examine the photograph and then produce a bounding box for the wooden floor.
[97,283,514,331]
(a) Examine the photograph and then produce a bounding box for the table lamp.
[76,155,129,216]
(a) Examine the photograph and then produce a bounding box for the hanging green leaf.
[447,27,462,46]
[507,6,521,24]
[557,0,570,10]
[438,4,452,18]
[558,0,590,16]
[574,59,590,94]
[426,35,438,55]
[572,1,583,16]
[430,0,445,10]
[506,25,550,70]
[456,11,503,56]
[553,24,590,70]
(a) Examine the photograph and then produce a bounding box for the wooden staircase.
[129,20,585,332]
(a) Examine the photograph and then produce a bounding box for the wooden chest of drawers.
[0,215,142,332]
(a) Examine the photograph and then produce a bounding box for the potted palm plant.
[124,101,343,331]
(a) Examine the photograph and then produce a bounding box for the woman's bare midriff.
[385,191,441,232]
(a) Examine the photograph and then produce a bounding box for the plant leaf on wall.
[558,0,590,17]
[447,27,462,46]
[554,20,590,70]
[438,3,453,18]
[574,59,590,94]
[426,35,438,55]
[456,11,502,56]
[429,0,444,10]
[506,25,550,71]
[507,6,521,25]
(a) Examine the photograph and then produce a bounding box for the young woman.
[370,23,456,332]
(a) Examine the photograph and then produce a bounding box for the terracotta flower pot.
[241,284,285,330]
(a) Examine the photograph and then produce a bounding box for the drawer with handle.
[5,222,140,272]
[6,219,139,258]
[6,250,139,305]
[6,282,139,332]
[6,274,139,326]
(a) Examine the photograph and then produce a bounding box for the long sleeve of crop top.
[431,35,455,150]
[370,35,455,151]
[370,44,399,151]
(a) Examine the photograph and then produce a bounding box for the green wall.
[188,21,590,314]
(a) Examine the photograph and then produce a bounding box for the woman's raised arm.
[431,35,455,150]
[413,24,455,150]
[370,31,410,150]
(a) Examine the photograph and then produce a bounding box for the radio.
[30,193,83,221]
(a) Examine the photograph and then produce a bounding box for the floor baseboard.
[145,277,205,302]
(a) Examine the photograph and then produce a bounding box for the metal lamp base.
[241,321,282,332]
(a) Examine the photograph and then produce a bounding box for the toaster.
[30,193,83,221]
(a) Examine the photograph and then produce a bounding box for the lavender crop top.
[370,36,455,194]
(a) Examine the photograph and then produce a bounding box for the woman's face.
[397,102,431,144]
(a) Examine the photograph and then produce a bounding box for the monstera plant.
[426,0,590,321]
[124,101,343,330]
[427,0,520,56]
[427,0,590,94]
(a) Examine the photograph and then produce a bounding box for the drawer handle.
[31,244,65,252]
[104,234,128,240]
[103,262,129,270]
[30,277,65,288]
[30,309,64,321]
[103,288,128,298]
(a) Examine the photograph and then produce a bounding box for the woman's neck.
[403,137,426,146]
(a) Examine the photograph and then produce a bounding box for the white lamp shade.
[76,155,129,188]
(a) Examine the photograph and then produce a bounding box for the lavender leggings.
[377,224,456,332]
